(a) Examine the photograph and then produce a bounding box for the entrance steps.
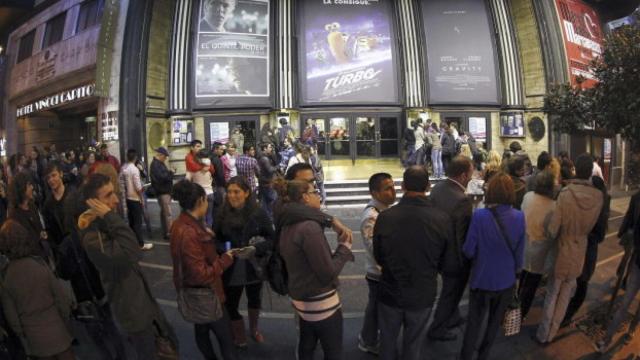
[324,178,443,208]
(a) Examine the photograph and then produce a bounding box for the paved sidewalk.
[68,193,638,359]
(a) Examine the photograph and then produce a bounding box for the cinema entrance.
[303,113,402,165]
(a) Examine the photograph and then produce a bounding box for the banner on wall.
[555,0,604,88]
[298,0,400,105]
[421,0,499,105]
[194,0,270,107]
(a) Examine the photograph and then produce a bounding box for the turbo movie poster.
[555,0,603,89]
[299,0,400,104]
[195,0,270,107]
[421,0,499,105]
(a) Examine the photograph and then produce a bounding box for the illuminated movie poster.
[555,0,604,88]
[299,0,400,105]
[194,0,270,107]
[421,0,499,105]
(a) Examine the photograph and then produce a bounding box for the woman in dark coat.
[214,176,274,347]
[170,180,237,360]
[0,219,74,360]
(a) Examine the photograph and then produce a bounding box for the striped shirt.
[291,290,341,322]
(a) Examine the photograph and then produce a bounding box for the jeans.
[537,277,577,343]
[461,287,514,360]
[605,264,640,342]
[194,311,237,360]
[378,302,431,360]
[360,279,379,346]
[429,272,469,336]
[258,185,277,219]
[205,193,215,228]
[127,325,158,360]
[297,309,343,360]
[126,200,144,246]
[224,282,262,320]
[84,304,127,360]
[157,194,173,237]
[431,149,443,178]
[317,181,327,205]
[518,270,543,318]
[404,145,416,167]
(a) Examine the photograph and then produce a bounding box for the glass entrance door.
[305,114,400,162]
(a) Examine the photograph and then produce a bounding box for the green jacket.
[78,211,170,336]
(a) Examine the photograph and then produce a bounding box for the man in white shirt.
[120,149,153,250]
[592,155,604,179]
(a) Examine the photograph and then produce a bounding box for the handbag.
[175,233,224,324]
[69,232,104,323]
[489,207,522,336]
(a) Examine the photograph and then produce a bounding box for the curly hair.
[7,171,33,210]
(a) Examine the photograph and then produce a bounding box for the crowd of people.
[0,123,636,360]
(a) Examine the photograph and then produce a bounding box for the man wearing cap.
[150,147,174,239]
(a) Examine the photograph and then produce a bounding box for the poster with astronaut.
[420,0,499,105]
[298,0,400,105]
[194,0,271,107]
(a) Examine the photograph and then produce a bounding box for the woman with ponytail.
[274,178,354,360]
[169,180,237,360]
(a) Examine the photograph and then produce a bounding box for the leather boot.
[230,319,247,347]
[248,308,265,343]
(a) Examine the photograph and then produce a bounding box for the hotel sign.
[16,84,96,117]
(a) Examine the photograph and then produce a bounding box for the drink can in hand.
[224,241,231,252]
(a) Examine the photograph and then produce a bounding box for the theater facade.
[3,0,624,184]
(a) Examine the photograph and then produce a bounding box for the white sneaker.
[141,243,154,251]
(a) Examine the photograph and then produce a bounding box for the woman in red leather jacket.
[170,180,237,360]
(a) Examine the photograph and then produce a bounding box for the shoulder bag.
[489,207,522,336]
[175,232,224,324]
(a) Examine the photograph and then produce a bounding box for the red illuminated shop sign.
[556,0,604,88]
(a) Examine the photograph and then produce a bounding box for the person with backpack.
[460,173,525,360]
[275,178,354,360]
[78,173,178,359]
[170,180,237,360]
[214,176,274,347]
[358,173,396,355]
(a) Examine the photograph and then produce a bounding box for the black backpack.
[266,247,288,296]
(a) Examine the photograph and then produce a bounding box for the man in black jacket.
[373,166,449,360]
[258,143,278,218]
[427,156,474,341]
[150,147,174,239]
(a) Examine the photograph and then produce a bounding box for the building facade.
[1,0,626,185]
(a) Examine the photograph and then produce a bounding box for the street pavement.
[72,195,640,360]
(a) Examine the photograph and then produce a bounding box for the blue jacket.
[463,205,525,291]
